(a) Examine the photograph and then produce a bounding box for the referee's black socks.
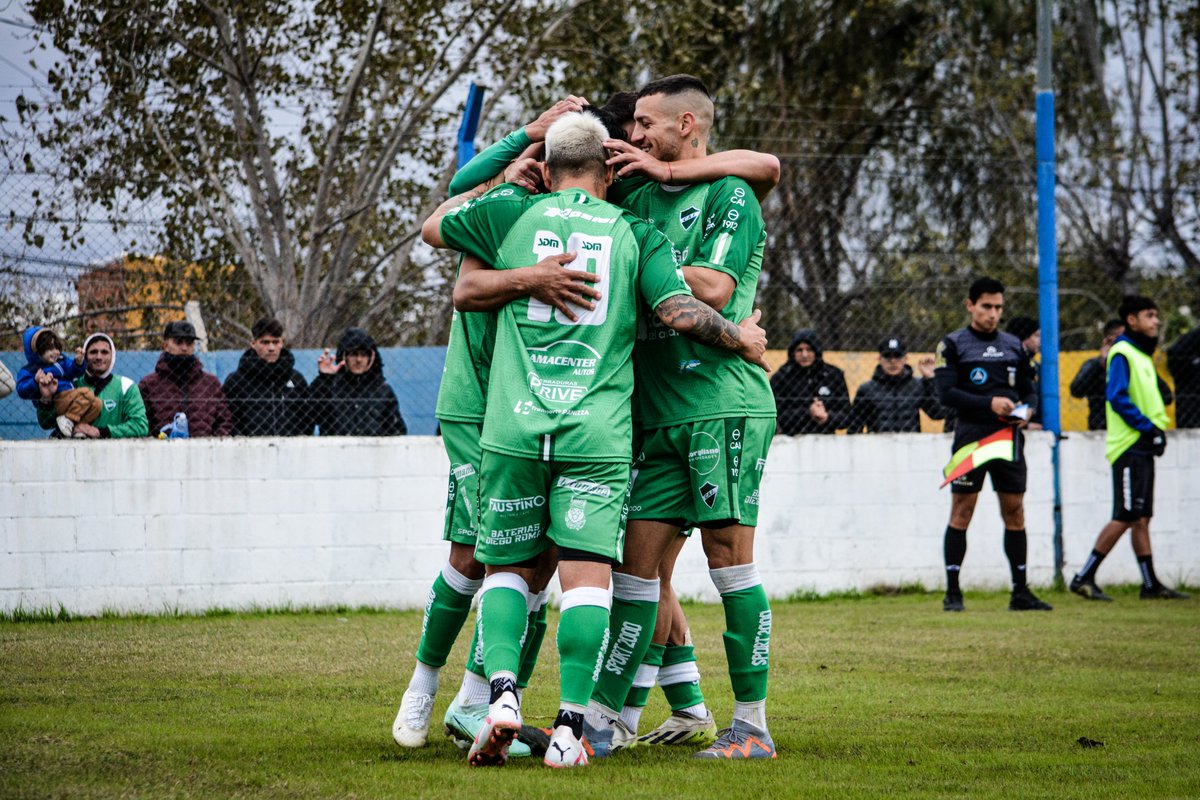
[1075,549,1108,583]
[1004,528,1028,590]
[944,526,967,595]
[1137,553,1161,590]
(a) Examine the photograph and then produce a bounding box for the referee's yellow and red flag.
[940,427,1015,488]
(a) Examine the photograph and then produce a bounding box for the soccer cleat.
[443,699,531,757]
[637,710,718,746]
[581,710,637,757]
[1069,577,1113,602]
[543,724,589,768]
[694,718,777,760]
[1009,587,1053,611]
[942,592,965,612]
[392,689,434,748]
[1140,585,1190,600]
[467,691,521,767]
[56,416,74,437]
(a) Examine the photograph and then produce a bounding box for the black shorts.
[1111,450,1155,521]
[949,430,1027,495]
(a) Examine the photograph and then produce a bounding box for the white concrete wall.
[3,432,1197,615]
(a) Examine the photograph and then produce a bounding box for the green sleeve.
[606,173,650,208]
[693,177,764,279]
[106,383,149,438]
[439,184,532,264]
[632,218,693,309]
[448,128,532,195]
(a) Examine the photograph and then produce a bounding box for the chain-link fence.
[3,102,1198,439]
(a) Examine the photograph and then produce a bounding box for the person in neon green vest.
[1070,295,1189,601]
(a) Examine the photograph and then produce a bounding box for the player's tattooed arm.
[421,186,491,248]
[654,296,770,370]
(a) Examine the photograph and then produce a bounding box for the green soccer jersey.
[434,298,495,423]
[439,185,692,462]
[435,185,533,423]
[619,176,776,428]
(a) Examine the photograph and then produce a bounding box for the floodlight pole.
[457,82,485,170]
[1036,0,1065,587]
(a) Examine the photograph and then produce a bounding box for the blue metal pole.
[456,82,485,171]
[1036,0,1064,586]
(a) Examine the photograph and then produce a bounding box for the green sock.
[415,567,480,668]
[591,574,659,713]
[478,575,530,679]
[464,613,486,678]
[712,565,771,703]
[660,643,705,711]
[556,587,611,708]
[624,642,664,709]
[516,593,549,689]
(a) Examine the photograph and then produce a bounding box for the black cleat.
[1009,587,1053,611]
[1069,577,1113,602]
[942,592,965,612]
[1140,585,1190,600]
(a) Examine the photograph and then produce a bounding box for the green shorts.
[441,420,483,545]
[475,450,630,565]
[628,416,773,528]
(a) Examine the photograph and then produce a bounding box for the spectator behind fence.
[36,333,148,439]
[0,359,14,399]
[1006,315,1042,429]
[308,327,406,436]
[1071,320,1173,431]
[771,329,850,435]
[139,320,232,437]
[847,336,944,433]
[223,316,312,436]
[16,326,101,438]
[1166,324,1200,428]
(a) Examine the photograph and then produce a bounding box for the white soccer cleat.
[56,415,74,437]
[392,689,435,748]
[582,707,638,757]
[543,724,589,768]
[637,710,718,746]
[467,691,521,767]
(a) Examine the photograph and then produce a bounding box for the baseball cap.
[878,336,906,357]
[163,320,200,341]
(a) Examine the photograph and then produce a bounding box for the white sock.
[733,699,767,730]
[408,661,439,696]
[455,670,491,707]
[679,702,708,720]
[619,705,644,732]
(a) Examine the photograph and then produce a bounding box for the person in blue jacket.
[16,325,100,437]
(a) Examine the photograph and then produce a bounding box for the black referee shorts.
[1111,449,1155,521]
[949,429,1027,495]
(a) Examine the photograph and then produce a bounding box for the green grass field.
[2,588,1198,799]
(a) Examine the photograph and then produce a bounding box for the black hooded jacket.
[307,328,406,436]
[770,330,851,435]
[223,347,312,436]
[848,364,945,433]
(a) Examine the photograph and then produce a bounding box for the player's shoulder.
[995,330,1024,352]
[704,175,759,206]
[453,183,532,213]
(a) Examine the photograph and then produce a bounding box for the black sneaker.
[1069,577,1113,602]
[942,592,965,612]
[1140,585,1190,600]
[1009,587,1053,611]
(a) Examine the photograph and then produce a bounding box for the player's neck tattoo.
[691,138,700,148]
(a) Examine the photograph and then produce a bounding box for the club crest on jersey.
[700,481,720,509]
[970,367,987,385]
[679,205,701,230]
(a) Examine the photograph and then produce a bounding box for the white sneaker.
[467,691,521,767]
[637,710,718,746]
[392,689,435,748]
[56,416,74,437]
[543,724,589,768]
[582,708,637,757]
